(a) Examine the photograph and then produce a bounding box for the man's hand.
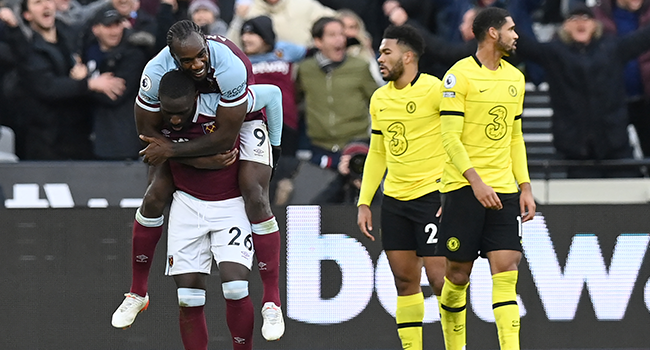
[88,72,126,100]
[519,182,536,222]
[357,204,375,241]
[388,6,408,26]
[70,55,88,80]
[338,154,351,175]
[207,149,238,169]
[464,168,502,210]
[0,7,18,27]
[139,135,174,166]
[382,0,400,16]
[235,2,250,17]
[176,149,239,169]
[471,181,502,210]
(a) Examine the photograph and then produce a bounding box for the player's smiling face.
[377,38,405,81]
[160,94,198,131]
[170,32,210,81]
[496,16,518,56]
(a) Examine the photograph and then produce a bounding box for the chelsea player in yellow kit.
[357,25,446,350]
[436,7,536,350]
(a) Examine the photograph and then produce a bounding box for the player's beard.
[382,58,405,82]
[496,33,515,57]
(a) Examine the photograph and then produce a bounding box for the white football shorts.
[165,191,254,276]
[239,119,272,166]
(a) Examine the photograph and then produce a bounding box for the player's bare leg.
[386,250,426,350]
[239,160,285,341]
[112,163,175,329]
[423,256,447,349]
[423,256,446,297]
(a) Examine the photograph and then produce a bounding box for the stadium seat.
[522,83,565,179]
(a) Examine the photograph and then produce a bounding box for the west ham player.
[111,20,284,341]
[157,69,255,350]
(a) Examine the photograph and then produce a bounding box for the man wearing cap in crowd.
[188,0,228,36]
[83,5,148,160]
[514,1,650,178]
[240,15,306,205]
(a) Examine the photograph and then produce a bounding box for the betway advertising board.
[1,205,649,349]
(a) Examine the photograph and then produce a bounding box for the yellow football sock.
[439,277,468,350]
[492,270,520,350]
[396,292,424,350]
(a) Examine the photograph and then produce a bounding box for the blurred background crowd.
[1,0,650,205]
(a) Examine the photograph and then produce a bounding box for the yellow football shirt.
[439,56,530,193]
[358,73,445,206]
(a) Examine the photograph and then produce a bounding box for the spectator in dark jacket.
[593,0,650,157]
[83,5,146,159]
[0,7,22,130]
[516,3,650,178]
[13,0,126,160]
[153,0,188,52]
[382,0,451,76]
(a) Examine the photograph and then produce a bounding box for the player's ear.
[488,26,499,40]
[403,50,414,64]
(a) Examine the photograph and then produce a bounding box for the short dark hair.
[166,20,203,48]
[21,0,30,17]
[159,70,195,100]
[472,7,511,42]
[311,17,342,39]
[383,24,425,59]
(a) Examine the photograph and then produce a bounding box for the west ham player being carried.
[157,69,256,350]
[111,20,285,341]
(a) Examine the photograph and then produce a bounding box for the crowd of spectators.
[1,0,650,201]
